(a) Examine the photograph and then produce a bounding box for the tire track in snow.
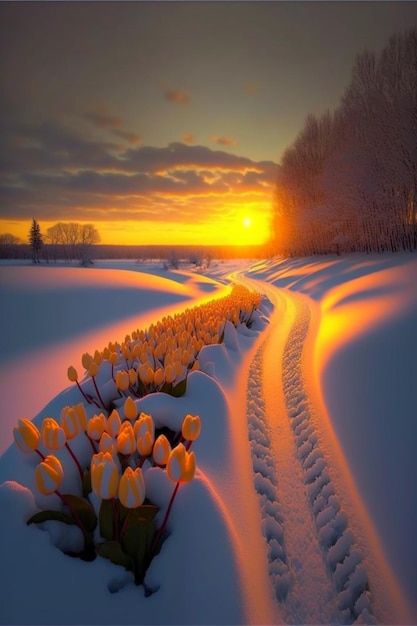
[282,296,377,625]
[246,339,291,603]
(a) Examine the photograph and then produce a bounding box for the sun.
[243,216,252,228]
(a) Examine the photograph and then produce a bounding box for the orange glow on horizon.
[0,210,272,247]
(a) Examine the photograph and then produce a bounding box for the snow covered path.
[237,272,406,624]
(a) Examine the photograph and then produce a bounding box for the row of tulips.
[67,284,262,410]
[14,407,201,589]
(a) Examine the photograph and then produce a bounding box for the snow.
[0,253,416,624]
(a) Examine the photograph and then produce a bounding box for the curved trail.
[237,273,378,624]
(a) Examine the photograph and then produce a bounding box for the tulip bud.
[35,454,64,495]
[128,368,137,386]
[88,362,99,377]
[61,406,82,440]
[153,434,171,466]
[102,346,110,360]
[133,412,154,439]
[165,363,176,384]
[154,367,165,386]
[166,443,196,483]
[87,413,106,441]
[124,396,137,421]
[181,414,201,442]
[106,409,121,437]
[116,370,129,391]
[119,467,146,509]
[99,432,116,455]
[137,431,153,456]
[82,352,93,370]
[93,349,103,365]
[67,366,78,382]
[116,422,136,455]
[13,418,41,454]
[109,352,119,365]
[42,417,66,450]
[91,451,119,499]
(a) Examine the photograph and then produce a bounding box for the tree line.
[0,220,101,263]
[272,28,417,256]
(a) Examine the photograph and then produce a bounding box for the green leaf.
[133,504,159,522]
[160,382,173,395]
[82,470,92,498]
[62,494,97,532]
[121,513,156,585]
[137,378,146,397]
[171,377,187,397]
[27,510,76,526]
[97,540,133,571]
[99,498,115,541]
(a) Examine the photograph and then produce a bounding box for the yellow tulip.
[117,421,136,455]
[164,363,176,384]
[87,413,106,440]
[116,370,129,391]
[166,443,196,483]
[81,352,93,370]
[154,367,164,386]
[124,396,137,421]
[42,417,66,450]
[128,368,137,386]
[106,409,121,437]
[118,467,146,508]
[102,346,110,360]
[13,418,41,454]
[153,434,171,466]
[93,350,103,365]
[88,362,99,377]
[67,366,78,382]
[109,351,119,365]
[91,451,119,499]
[181,414,201,442]
[137,431,154,456]
[99,432,117,455]
[61,404,87,439]
[133,412,154,439]
[35,454,64,495]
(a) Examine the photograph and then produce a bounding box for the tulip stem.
[85,432,97,454]
[92,376,107,410]
[65,442,84,481]
[112,498,120,541]
[150,482,180,556]
[76,381,92,405]
[35,448,46,460]
[56,491,88,540]
[120,509,130,541]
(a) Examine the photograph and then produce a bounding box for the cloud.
[182,133,195,144]
[164,90,190,105]
[211,135,236,146]
[245,81,259,96]
[82,104,140,145]
[0,115,278,226]
[83,105,122,129]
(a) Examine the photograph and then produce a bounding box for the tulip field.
[0,254,416,625]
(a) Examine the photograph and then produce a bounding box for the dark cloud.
[0,115,278,222]
[182,133,195,144]
[211,135,236,146]
[164,90,190,105]
[83,105,122,129]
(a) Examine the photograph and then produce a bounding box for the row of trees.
[0,220,101,263]
[272,28,417,256]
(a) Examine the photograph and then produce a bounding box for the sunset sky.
[1,1,416,246]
